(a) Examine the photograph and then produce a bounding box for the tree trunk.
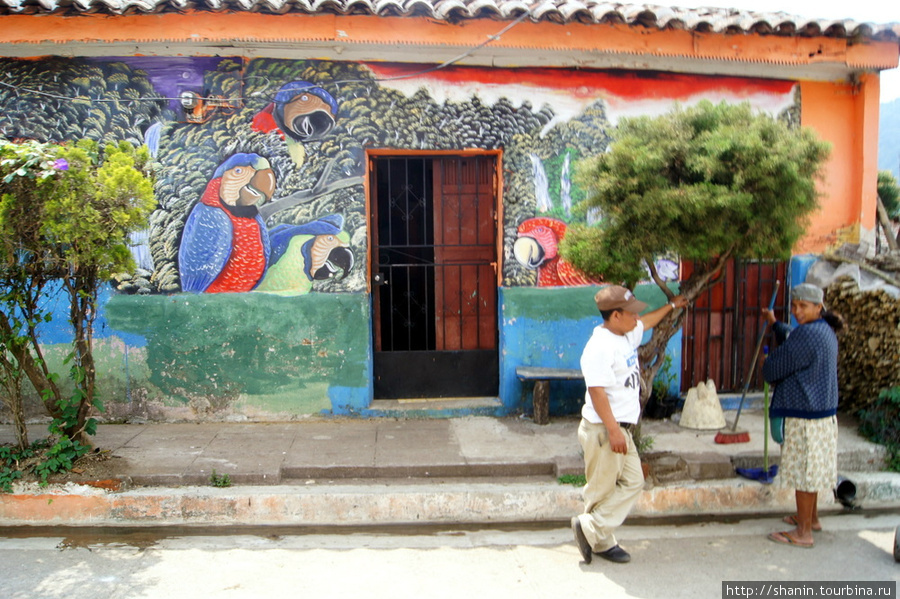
[0,314,63,419]
[63,275,99,449]
[0,358,29,451]
[637,252,733,414]
[8,388,29,451]
[638,309,685,410]
[876,194,899,252]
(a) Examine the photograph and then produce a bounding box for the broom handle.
[763,349,770,473]
[731,281,780,431]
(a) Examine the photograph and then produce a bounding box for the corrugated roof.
[1,0,897,42]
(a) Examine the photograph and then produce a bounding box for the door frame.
[366,149,504,399]
[366,149,504,293]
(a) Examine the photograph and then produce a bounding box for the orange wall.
[798,75,881,253]
[0,13,896,74]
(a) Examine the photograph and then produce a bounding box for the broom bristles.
[714,429,751,444]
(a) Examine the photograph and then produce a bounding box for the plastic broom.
[714,281,780,444]
[735,348,778,483]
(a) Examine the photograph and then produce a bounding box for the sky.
[670,0,900,103]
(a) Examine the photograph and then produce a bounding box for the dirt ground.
[5,445,128,489]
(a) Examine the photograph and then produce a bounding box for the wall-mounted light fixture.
[179,90,236,124]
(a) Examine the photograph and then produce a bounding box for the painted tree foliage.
[0,138,154,454]
[561,100,830,405]
[0,58,168,146]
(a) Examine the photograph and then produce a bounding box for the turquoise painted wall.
[28,283,687,420]
[499,284,683,417]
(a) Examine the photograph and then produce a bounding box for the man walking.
[572,285,687,564]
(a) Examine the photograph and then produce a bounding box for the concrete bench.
[516,366,584,425]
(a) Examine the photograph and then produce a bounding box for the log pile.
[869,249,900,275]
[824,276,900,412]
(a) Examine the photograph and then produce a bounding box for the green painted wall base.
[102,292,371,419]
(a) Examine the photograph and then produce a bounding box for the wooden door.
[371,155,499,399]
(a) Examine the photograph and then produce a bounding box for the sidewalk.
[0,411,897,527]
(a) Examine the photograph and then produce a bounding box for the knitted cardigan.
[762,319,838,419]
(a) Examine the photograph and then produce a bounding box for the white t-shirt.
[579,320,644,425]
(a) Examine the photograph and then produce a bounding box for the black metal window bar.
[373,156,496,352]
[375,157,435,352]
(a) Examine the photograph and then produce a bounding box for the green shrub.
[0,445,27,493]
[210,470,232,488]
[857,386,900,472]
[557,474,586,486]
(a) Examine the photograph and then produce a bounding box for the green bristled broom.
[734,345,778,483]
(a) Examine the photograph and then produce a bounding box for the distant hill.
[880,98,900,179]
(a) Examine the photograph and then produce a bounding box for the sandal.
[768,531,814,548]
[782,515,822,531]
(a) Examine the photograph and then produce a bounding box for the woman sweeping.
[761,283,844,548]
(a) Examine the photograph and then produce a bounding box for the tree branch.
[645,257,675,299]
[0,313,61,416]
[682,246,735,299]
[259,159,364,221]
[819,253,900,287]
[876,194,899,251]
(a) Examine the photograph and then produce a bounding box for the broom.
[714,281,780,444]
[763,373,770,474]
[735,371,778,483]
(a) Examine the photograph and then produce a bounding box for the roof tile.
[0,0,897,42]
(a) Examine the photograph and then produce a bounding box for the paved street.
[2,513,896,599]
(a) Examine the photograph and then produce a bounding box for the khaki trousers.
[576,418,645,552]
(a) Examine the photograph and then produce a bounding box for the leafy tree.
[878,170,899,218]
[877,170,900,248]
[0,138,155,454]
[561,101,830,405]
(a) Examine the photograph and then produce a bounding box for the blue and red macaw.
[251,81,339,168]
[178,153,277,293]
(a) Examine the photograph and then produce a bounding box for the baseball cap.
[594,285,648,313]
[792,283,824,306]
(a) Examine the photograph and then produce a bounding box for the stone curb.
[1,472,896,527]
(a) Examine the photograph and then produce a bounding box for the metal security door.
[371,155,499,399]
[681,259,789,392]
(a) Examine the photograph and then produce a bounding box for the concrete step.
[280,461,558,481]
[365,397,504,418]
[2,471,897,528]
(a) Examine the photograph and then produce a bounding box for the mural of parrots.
[251,81,339,167]
[178,153,277,293]
[513,217,603,287]
[254,214,354,296]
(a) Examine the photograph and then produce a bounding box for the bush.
[857,386,900,472]
[645,354,679,419]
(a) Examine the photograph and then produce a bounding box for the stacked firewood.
[869,250,900,275]
[824,275,900,412]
